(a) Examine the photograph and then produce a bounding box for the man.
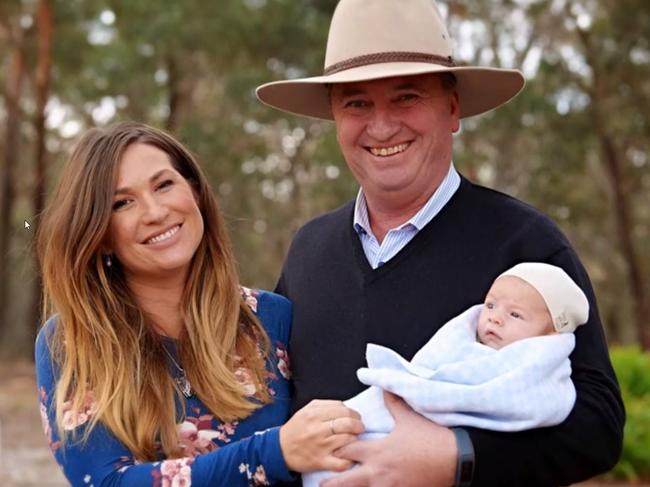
[256,1,624,486]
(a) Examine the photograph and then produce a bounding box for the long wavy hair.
[37,122,271,460]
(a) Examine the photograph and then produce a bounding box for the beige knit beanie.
[498,263,589,333]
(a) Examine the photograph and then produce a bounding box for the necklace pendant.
[175,374,193,398]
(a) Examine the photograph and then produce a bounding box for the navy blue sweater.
[277,177,624,487]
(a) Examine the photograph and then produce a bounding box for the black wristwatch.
[451,427,475,487]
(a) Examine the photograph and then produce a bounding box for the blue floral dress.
[36,289,294,487]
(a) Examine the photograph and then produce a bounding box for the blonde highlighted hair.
[37,122,271,461]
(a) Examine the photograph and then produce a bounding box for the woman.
[35,122,362,486]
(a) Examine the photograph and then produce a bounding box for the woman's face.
[107,143,204,281]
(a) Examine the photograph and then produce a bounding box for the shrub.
[608,347,650,481]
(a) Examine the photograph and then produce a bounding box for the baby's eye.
[485,302,494,309]
[510,311,522,319]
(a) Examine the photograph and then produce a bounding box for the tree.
[29,0,54,336]
[0,6,28,338]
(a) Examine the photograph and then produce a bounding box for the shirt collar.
[353,163,460,235]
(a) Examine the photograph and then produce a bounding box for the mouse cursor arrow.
[24,220,31,230]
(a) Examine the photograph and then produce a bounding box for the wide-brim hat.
[256,0,526,120]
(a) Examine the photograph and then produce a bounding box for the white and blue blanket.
[303,304,577,487]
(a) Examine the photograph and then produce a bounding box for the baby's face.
[477,275,555,350]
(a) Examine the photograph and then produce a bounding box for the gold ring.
[329,419,336,435]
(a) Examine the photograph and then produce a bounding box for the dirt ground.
[0,361,67,485]
[0,360,642,487]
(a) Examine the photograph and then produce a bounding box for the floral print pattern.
[241,286,258,313]
[39,387,61,452]
[239,463,270,486]
[60,391,98,430]
[235,366,258,396]
[177,409,239,456]
[275,344,291,380]
[152,457,194,487]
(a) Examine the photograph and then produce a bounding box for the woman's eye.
[157,179,174,190]
[112,199,130,211]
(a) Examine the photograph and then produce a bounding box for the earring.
[104,254,113,268]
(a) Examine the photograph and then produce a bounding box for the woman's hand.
[279,399,364,472]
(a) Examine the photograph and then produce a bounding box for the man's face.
[477,276,555,350]
[330,74,460,207]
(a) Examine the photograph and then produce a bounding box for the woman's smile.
[142,223,183,246]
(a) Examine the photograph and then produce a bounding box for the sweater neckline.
[348,177,468,280]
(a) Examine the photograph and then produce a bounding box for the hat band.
[324,51,456,75]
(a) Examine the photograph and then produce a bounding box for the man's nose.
[366,106,400,141]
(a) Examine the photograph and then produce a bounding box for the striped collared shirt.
[353,164,461,269]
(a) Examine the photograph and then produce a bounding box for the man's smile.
[367,142,411,157]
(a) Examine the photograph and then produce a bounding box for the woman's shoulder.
[35,316,60,390]
[240,286,292,343]
[35,316,58,357]
[241,286,291,313]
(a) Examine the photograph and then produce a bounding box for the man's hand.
[321,392,458,487]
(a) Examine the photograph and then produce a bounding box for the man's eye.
[112,199,130,211]
[396,93,419,104]
[344,100,369,109]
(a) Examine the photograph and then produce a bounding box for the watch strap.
[452,427,475,487]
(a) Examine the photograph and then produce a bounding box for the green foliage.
[609,347,650,481]
[1,0,649,359]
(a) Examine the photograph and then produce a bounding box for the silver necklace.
[162,345,193,398]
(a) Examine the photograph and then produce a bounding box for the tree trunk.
[30,0,54,338]
[0,43,26,337]
[576,26,650,350]
[595,125,650,349]
[166,53,181,132]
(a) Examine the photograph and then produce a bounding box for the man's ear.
[450,91,460,133]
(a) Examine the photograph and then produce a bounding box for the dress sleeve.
[35,324,293,487]
[466,248,625,486]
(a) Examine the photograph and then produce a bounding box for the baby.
[304,262,590,487]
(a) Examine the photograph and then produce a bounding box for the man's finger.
[333,439,372,463]
[320,455,355,472]
[382,391,412,422]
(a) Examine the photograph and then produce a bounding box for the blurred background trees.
[0,0,648,357]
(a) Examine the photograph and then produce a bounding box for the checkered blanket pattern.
[303,304,576,487]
